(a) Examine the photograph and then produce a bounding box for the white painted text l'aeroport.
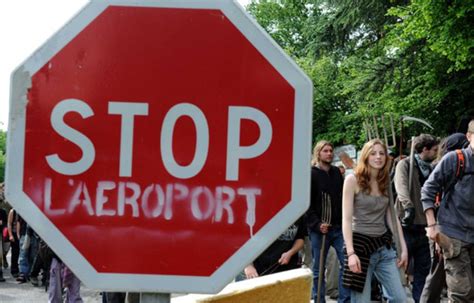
[42,99,273,236]
[44,178,260,235]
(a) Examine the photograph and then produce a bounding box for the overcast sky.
[0,0,251,131]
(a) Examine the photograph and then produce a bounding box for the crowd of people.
[242,119,474,303]
[0,191,83,302]
[0,120,473,303]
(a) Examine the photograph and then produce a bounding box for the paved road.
[0,269,102,302]
[0,250,102,302]
[0,251,449,303]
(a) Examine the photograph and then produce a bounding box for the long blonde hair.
[311,140,333,166]
[354,139,391,195]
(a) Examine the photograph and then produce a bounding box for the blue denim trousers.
[18,235,39,277]
[350,246,407,303]
[309,227,350,303]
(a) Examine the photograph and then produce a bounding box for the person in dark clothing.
[422,121,474,302]
[243,218,306,278]
[394,134,439,303]
[7,209,20,278]
[306,140,350,303]
[420,132,469,303]
[29,237,51,287]
[0,207,7,282]
[17,217,40,283]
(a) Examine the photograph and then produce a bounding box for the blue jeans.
[18,235,39,278]
[404,228,431,302]
[350,246,407,303]
[310,228,350,303]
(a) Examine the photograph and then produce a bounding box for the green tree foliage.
[305,0,402,58]
[247,0,474,149]
[247,0,314,57]
[388,0,474,71]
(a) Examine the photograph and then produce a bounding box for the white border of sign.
[6,0,313,293]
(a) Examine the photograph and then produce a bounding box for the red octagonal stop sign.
[6,0,312,293]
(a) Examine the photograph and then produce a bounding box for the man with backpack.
[419,132,469,302]
[422,119,474,302]
[394,134,439,303]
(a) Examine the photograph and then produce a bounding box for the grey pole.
[139,293,171,303]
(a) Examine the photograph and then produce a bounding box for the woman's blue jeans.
[350,246,407,303]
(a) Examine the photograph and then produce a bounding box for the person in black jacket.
[243,217,306,278]
[306,140,349,302]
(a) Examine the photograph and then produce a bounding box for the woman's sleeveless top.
[352,191,388,236]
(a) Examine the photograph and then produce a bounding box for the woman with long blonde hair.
[342,139,408,302]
